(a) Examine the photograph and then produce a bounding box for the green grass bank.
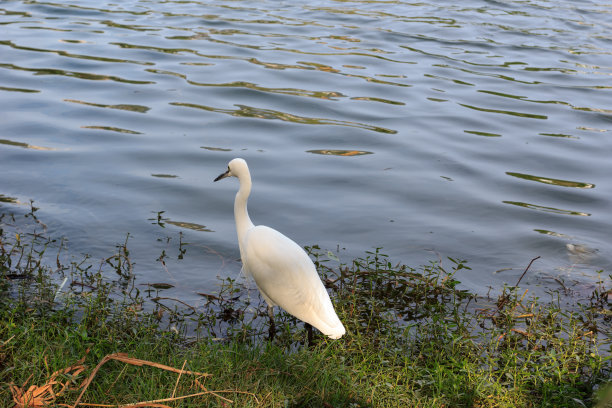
[1,207,611,407]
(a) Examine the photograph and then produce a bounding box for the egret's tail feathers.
[307,300,346,339]
[312,317,345,339]
[324,324,346,339]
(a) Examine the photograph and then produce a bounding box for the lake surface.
[1,0,611,303]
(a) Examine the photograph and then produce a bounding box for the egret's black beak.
[214,169,231,182]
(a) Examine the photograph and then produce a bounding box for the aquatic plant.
[1,208,610,407]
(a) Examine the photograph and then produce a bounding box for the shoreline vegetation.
[1,206,610,407]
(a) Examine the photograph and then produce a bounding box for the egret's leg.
[305,322,313,347]
[267,305,276,340]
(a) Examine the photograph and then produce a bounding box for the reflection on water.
[166,220,213,233]
[1,0,611,298]
[534,230,571,239]
[0,62,155,84]
[503,201,590,217]
[171,102,398,134]
[539,132,578,139]
[307,150,373,157]
[150,211,213,232]
[0,194,19,204]
[64,99,151,113]
[0,40,153,65]
[459,103,548,120]
[81,126,142,134]
[464,130,501,137]
[350,96,405,105]
[201,146,232,152]
[0,85,39,93]
[566,243,599,265]
[506,172,595,189]
[0,138,54,151]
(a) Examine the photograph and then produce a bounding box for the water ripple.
[82,125,142,134]
[0,40,154,65]
[64,99,151,113]
[459,103,548,120]
[503,201,590,217]
[0,138,54,151]
[2,0,612,293]
[145,70,346,100]
[171,102,397,134]
[0,85,40,93]
[506,172,595,189]
[0,63,155,84]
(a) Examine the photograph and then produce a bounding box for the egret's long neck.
[234,172,255,249]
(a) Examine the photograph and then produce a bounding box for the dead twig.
[511,328,530,337]
[116,390,235,407]
[515,256,540,288]
[495,256,540,314]
[71,353,216,408]
[151,297,197,313]
[171,360,187,399]
[10,353,87,408]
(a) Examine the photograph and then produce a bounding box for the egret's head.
[214,158,249,182]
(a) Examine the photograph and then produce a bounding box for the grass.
[1,206,611,407]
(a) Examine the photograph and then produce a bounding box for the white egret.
[214,158,345,341]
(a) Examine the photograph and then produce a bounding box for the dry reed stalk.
[171,360,187,398]
[10,354,87,408]
[71,352,241,408]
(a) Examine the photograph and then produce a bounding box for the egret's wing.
[244,226,344,336]
[244,226,324,309]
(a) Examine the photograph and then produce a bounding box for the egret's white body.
[214,158,345,339]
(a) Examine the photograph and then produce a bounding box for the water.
[1,0,611,303]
